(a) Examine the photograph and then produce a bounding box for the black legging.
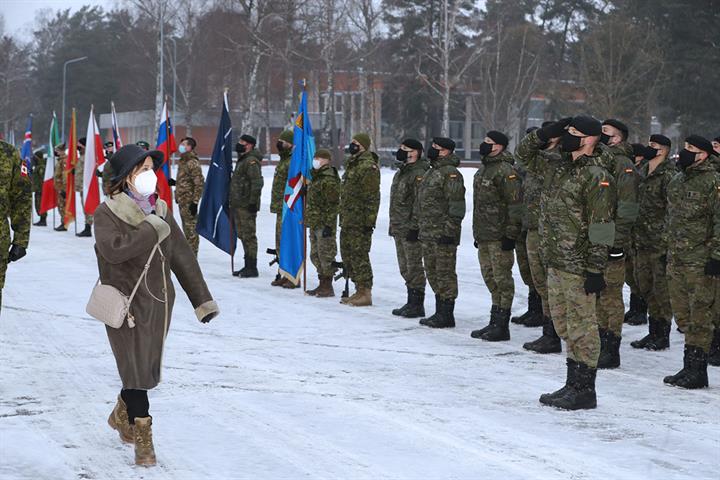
[121,389,149,424]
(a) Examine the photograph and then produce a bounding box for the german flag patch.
[599,181,610,187]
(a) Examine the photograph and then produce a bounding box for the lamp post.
[61,56,88,140]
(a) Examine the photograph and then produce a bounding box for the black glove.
[438,235,456,246]
[189,202,198,216]
[8,244,26,262]
[474,240,478,248]
[322,226,333,238]
[95,169,103,178]
[537,117,572,142]
[609,247,624,261]
[584,271,607,295]
[247,204,258,213]
[500,237,516,251]
[705,258,720,277]
[168,178,177,187]
[406,229,419,242]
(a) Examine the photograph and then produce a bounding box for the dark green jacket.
[270,150,291,214]
[515,140,561,231]
[230,149,263,209]
[666,159,720,266]
[634,158,674,253]
[306,164,341,230]
[339,150,381,229]
[0,141,32,269]
[415,153,466,244]
[472,150,522,243]
[389,159,430,236]
[599,142,640,249]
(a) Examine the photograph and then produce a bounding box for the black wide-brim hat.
[109,144,164,182]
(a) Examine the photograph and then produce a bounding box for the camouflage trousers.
[0,224,9,290]
[340,227,373,288]
[515,231,534,288]
[393,235,426,292]
[714,279,720,328]
[526,229,550,317]
[310,227,337,278]
[79,196,93,226]
[633,250,672,320]
[275,214,283,253]
[233,208,258,259]
[548,268,600,368]
[596,258,625,336]
[668,263,715,352]
[33,191,43,217]
[57,191,66,225]
[421,242,458,300]
[478,241,515,310]
[625,246,639,295]
[179,204,199,256]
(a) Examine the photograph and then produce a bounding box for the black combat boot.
[234,256,259,278]
[393,288,425,318]
[626,296,648,325]
[76,224,92,237]
[419,297,454,328]
[708,329,720,367]
[645,318,671,351]
[511,290,542,326]
[630,316,657,349]
[392,288,413,316]
[523,317,562,353]
[480,307,511,341]
[540,358,577,405]
[54,223,67,232]
[548,362,597,410]
[33,215,47,226]
[623,293,639,324]
[668,346,709,389]
[597,328,621,369]
[471,305,498,338]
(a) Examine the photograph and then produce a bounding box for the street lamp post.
[61,56,88,140]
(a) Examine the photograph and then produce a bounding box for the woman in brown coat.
[93,144,219,466]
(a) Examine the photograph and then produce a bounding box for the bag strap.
[127,243,160,306]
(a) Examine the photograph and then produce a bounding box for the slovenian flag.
[82,106,105,216]
[155,101,176,208]
[40,112,60,214]
[19,115,32,178]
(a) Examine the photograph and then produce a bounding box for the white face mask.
[133,170,158,197]
[178,144,187,154]
[312,159,323,170]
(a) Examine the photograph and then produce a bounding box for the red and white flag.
[111,101,123,152]
[39,112,60,214]
[83,106,105,215]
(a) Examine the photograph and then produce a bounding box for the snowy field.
[1,166,719,480]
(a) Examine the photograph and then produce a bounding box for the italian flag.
[39,112,60,214]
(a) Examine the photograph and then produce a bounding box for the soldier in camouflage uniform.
[629,135,674,352]
[100,141,115,196]
[175,137,204,256]
[31,148,47,226]
[75,138,93,237]
[1,140,32,308]
[305,149,341,297]
[417,137,466,328]
[595,119,641,369]
[230,134,264,278]
[53,144,68,231]
[529,116,615,410]
[711,136,720,366]
[516,123,564,354]
[663,135,720,389]
[339,133,381,306]
[390,138,429,318]
[469,130,523,342]
[270,130,294,287]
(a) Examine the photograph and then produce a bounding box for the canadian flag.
[83,106,105,216]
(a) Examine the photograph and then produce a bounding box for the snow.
[1,166,719,480]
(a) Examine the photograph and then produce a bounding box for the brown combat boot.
[315,277,335,297]
[282,278,299,289]
[306,276,323,296]
[133,416,157,467]
[107,395,134,444]
[347,287,372,306]
[271,274,284,287]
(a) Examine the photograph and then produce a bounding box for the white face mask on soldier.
[312,159,323,170]
[178,144,187,154]
[133,170,158,197]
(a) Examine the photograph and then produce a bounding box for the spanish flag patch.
[600,181,610,187]
[624,168,633,173]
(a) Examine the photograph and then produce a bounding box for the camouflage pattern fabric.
[54,152,67,220]
[102,160,113,195]
[31,152,45,216]
[339,227,373,288]
[472,151,523,243]
[270,150,292,214]
[624,247,639,295]
[176,152,204,256]
[234,208,257,259]
[526,229,550,317]
[415,153,466,244]
[0,141,32,290]
[598,142,640,250]
[389,159,429,238]
[478,240,515,310]
[596,258,625,336]
[339,150,381,230]
[309,227,338,278]
[230,149,263,209]
[634,251,672,321]
[275,214,282,252]
[393,235,426,292]
[306,165,341,230]
[668,263,715,352]
[516,231,534,288]
[634,159,673,254]
[421,242,458,300]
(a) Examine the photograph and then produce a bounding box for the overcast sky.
[2,0,111,41]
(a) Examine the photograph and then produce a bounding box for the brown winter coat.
[93,192,219,390]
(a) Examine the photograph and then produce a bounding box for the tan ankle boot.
[107,395,134,444]
[315,277,335,297]
[348,287,372,306]
[133,416,157,466]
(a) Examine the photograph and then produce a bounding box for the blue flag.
[197,93,236,255]
[279,86,315,283]
[20,115,33,177]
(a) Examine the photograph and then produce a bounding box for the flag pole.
[164,95,172,206]
[225,88,235,275]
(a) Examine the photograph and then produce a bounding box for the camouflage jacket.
[102,154,113,195]
[75,153,85,192]
[31,152,45,192]
[339,150,381,229]
[415,153,466,244]
[175,152,204,206]
[54,153,67,192]
[0,141,32,250]
[633,158,674,253]
[472,151,523,243]
[270,150,292,214]
[598,142,640,249]
[515,140,561,231]
[666,159,720,267]
[230,149,263,209]
[306,164,341,230]
[710,154,720,173]
[520,131,616,275]
[389,159,430,236]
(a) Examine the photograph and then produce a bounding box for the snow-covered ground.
[1,166,718,480]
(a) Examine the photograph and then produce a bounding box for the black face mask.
[677,149,698,170]
[643,146,658,160]
[478,142,493,156]
[560,132,583,152]
[427,147,440,160]
[348,143,360,155]
[276,141,286,152]
[395,149,408,162]
[599,133,611,145]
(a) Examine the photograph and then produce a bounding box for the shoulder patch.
[599,180,610,187]
[508,174,517,180]
[449,173,458,178]
[624,168,634,174]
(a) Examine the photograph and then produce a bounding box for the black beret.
[401,138,423,152]
[486,130,509,147]
[526,126,539,134]
[602,119,629,139]
[541,121,554,128]
[78,137,86,146]
[685,134,715,156]
[571,116,602,136]
[631,143,647,157]
[432,137,456,151]
[649,134,671,147]
[240,134,257,145]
